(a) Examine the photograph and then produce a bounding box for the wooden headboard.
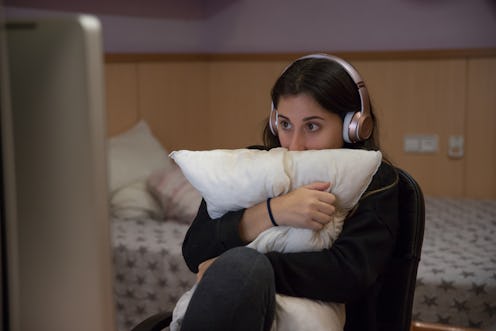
[104,50,496,199]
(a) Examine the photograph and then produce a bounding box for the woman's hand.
[197,257,217,282]
[270,182,336,230]
[238,181,336,243]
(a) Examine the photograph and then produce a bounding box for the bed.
[412,197,496,331]
[106,122,496,331]
[107,121,199,331]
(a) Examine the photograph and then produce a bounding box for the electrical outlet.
[404,135,421,152]
[404,134,438,153]
[419,135,438,153]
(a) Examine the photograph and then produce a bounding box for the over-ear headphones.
[269,53,373,144]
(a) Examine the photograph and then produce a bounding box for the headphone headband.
[269,53,373,143]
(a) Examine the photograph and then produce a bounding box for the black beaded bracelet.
[266,198,278,227]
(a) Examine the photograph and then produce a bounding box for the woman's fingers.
[272,182,338,229]
[304,181,331,192]
[197,257,217,282]
[300,188,337,228]
[315,190,336,205]
[315,200,336,219]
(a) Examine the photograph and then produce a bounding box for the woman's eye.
[280,120,292,130]
[306,123,320,132]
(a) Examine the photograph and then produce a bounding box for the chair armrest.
[130,311,173,331]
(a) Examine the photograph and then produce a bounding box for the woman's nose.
[288,131,306,151]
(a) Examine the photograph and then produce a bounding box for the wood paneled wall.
[104,51,496,198]
[465,58,496,198]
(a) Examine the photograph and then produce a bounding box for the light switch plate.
[448,135,464,158]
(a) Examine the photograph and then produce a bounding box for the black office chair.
[131,167,425,331]
[376,168,425,331]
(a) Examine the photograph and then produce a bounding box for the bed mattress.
[413,197,496,330]
[112,217,196,331]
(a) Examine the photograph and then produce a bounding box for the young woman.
[179,54,399,331]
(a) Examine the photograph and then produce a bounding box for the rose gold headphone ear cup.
[356,113,373,141]
[344,111,373,143]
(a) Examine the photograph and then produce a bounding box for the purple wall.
[5,0,496,53]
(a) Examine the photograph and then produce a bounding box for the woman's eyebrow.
[302,116,325,121]
[278,114,325,121]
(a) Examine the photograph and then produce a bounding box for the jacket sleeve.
[265,162,399,303]
[182,199,246,273]
[182,144,266,273]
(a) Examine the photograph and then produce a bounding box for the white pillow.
[147,164,202,224]
[169,147,382,331]
[110,179,164,220]
[108,121,171,193]
[169,148,382,220]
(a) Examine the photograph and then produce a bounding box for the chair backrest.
[376,168,425,331]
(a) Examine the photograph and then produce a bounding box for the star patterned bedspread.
[412,197,496,330]
[112,218,196,331]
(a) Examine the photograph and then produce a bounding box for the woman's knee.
[182,247,276,331]
[212,247,274,283]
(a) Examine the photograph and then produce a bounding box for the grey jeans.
[180,246,276,331]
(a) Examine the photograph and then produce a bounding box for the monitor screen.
[1,15,116,331]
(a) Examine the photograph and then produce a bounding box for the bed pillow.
[169,147,382,219]
[147,164,202,224]
[110,179,164,220]
[108,120,171,193]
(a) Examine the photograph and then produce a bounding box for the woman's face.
[276,94,344,151]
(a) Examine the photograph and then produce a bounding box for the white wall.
[203,0,496,52]
[6,0,496,53]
